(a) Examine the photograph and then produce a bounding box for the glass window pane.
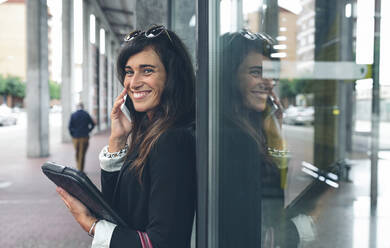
[207,0,388,247]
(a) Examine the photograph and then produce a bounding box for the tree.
[0,74,5,95]
[279,79,314,99]
[0,74,61,100]
[279,79,296,99]
[295,80,314,95]
[49,80,61,100]
[2,75,25,98]
[279,78,315,107]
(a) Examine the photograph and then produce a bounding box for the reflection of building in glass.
[296,0,315,64]
[246,11,260,33]
[292,0,315,107]
[244,6,297,61]
[276,7,297,61]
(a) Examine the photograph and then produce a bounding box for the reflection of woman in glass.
[220,30,315,247]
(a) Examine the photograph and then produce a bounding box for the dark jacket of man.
[68,109,95,138]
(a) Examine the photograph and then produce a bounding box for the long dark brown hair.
[116,26,195,180]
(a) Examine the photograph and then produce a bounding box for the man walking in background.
[68,102,95,172]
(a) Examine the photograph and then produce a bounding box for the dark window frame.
[195,0,209,247]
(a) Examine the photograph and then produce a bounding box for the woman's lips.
[132,90,152,100]
[250,90,268,96]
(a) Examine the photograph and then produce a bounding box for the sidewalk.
[1,113,390,247]
[0,114,110,247]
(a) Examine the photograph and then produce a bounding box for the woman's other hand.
[109,88,133,152]
[56,187,97,234]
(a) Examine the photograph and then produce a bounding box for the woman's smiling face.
[123,46,167,118]
[237,51,273,112]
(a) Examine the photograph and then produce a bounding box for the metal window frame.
[195,0,209,247]
[196,0,220,247]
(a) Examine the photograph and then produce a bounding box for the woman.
[219,30,315,247]
[57,25,196,248]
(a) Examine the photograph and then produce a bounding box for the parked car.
[0,104,17,126]
[283,106,314,125]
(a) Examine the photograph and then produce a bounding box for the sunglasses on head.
[226,29,276,52]
[124,25,173,44]
[239,29,276,44]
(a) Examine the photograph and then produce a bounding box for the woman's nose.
[261,79,274,90]
[125,74,143,90]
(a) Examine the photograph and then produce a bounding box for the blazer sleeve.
[99,145,125,205]
[101,169,120,205]
[110,128,196,248]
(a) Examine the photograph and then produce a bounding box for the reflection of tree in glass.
[279,78,314,106]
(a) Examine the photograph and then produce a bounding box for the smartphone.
[120,94,132,121]
[267,95,279,116]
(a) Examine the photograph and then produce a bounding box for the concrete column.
[82,0,91,113]
[26,0,50,157]
[95,18,101,131]
[112,44,117,97]
[313,0,339,169]
[106,36,113,126]
[112,43,122,97]
[88,14,96,118]
[371,0,382,206]
[61,0,74,142]
[236,0,243,30]
[136,0,168,29]
[98,27,107,130]
[170,0,196,62]
[337,0,354,160]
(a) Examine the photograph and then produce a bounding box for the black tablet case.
[41,161,128,227]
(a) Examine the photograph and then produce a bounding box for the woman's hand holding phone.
[268,90,284,126]
[109,89,133,152]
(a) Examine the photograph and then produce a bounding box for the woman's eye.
[250,70,262,77]
[125,70,134,76]
[144,68,154,74]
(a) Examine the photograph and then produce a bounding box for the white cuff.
[99,145,127,172]
[291,214,317,243]
[91,220,117,248]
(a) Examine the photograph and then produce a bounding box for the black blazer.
[218,118,299,247]
[219,119,263,247]
[101,127,196,248]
